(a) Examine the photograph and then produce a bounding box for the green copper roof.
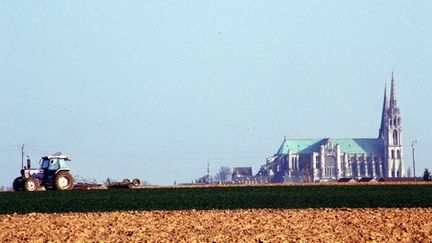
[276,138,384,155]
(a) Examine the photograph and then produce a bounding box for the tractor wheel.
[23,177,38,192]
[122,178,130,184]
[13,177,24,191]
[54,171,74,190]
[132,178,141,187]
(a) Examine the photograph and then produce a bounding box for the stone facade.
[258,74,405,183]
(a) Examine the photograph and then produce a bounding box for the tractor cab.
[40,155,71,171]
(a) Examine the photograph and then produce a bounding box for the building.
[258,73,404,183]
[358,177,378,183]
[232,167,271,184]
[378,177,419,182]
[195,175,211,184]
[337,178,357,183]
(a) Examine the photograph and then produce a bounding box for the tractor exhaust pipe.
[26,155,31,169]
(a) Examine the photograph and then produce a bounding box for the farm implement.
[12,152,142,191]
[107,178,141,189]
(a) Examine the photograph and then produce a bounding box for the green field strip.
[1,184,432,215]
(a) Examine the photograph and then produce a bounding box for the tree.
[141,180,151,186]
[423,168,431,181]
[214,166,232,182]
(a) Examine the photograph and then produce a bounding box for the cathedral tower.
[380,72,404,177]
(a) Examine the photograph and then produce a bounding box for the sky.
[1,1,431,187]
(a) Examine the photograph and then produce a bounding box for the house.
[378,177,420,182]
[232,167,271,184]
[337,178,357,183]
[358,177,378,183]
[195,175,211,184]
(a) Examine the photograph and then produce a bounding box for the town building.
[232,167,270,184]
[258,73,405,182]
[337,178,357,183]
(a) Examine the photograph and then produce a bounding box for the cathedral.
[258,73,404,182]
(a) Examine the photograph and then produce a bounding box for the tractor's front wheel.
[23,177,38,192]
[13,177,24,191]
[54,171,74,190]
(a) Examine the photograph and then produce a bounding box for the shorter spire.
[378,83,388,139]
[384,82,388,107]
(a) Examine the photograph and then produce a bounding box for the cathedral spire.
[390,71,397,108]
[379,83,388,139]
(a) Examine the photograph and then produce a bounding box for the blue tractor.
[13,153,74,192]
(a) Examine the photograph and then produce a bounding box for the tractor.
[13,153,74,192]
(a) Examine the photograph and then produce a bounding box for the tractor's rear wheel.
[54,171,74,190]
[23,177,38,192]
[132,178,141,187]
[13,177,24,191]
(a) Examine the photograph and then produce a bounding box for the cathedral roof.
[276,138,384,155]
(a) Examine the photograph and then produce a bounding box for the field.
[1,184,432,214]
[1,208,432,241]
[1,184,432,241]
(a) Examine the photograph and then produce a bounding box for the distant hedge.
[1,184,432,214]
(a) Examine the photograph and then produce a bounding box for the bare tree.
[104,178,115,186]
[141,180,151,186]
[214,166,232,182]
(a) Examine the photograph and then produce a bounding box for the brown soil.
[1,208,431,242]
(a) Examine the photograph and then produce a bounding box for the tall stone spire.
[390,71,397,108]
[382,70,404,178]
[379,83,388,139]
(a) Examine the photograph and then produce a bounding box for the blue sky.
[1,1,431,187]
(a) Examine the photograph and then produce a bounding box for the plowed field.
[1,208,431,242]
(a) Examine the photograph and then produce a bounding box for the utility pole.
[21,144,24,169]
[411,140,417,180]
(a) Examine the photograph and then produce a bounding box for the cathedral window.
[325,156,336,177]
[393,130,398,145]
[397,150,401,159]
[391,150,395,159]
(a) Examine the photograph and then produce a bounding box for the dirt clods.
[1,208,431,241]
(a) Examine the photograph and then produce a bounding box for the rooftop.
[276,138,384,155]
